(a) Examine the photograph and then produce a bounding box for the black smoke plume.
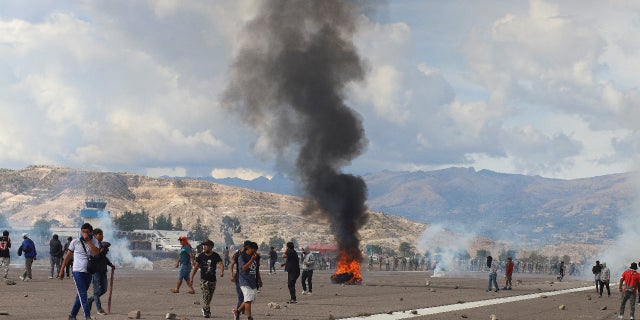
[224,1,369,260]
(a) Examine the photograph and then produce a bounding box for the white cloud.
[211,168,270,180]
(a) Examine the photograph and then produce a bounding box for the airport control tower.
[80,199,110,228]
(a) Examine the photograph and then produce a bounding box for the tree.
[268,236,285,250]
[476,249,490,260]
[220,216,241,233]
[33,218,52,242]
[113,210,150,231]
[0,214,10,229]
[174,217,183,230]
[191,217,210,242]
[290,237,299,249]
[399,242,415,257]
[220,216,241,246]
[259,241,269,252]
[154,213,173,230]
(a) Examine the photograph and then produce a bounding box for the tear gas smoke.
[224,1,370,261]
[96,215,153,270]
[418,224,475,276]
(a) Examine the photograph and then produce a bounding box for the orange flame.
[331,249,362,284]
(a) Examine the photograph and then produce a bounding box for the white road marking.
[339,285,596,319]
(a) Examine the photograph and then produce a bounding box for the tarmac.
[0,261,629,320]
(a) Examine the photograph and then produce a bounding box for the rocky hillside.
[0,166,425,251]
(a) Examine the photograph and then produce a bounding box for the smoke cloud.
[224,1,370,259]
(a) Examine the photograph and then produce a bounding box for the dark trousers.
[599,280,610,296]
[91,272,108,311]
[269,259,276,273]
[620,290,636,318]
[234,279,243,309]
[301,269,313,292]
[287,269,300,301]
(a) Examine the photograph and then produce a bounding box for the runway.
[339,285,595,319]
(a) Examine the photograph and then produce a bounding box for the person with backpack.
[618,262,640,319]
[49,234,64,279]
[301,247,315,295]
[0,230,11,279]
[59,223,100,320]
[17,233,36,281]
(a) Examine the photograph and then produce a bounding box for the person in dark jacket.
[63,236,73,278]
[0,230,11,279]
[18,233,37,281]
[269,247,278,274]
[281,242,300,304]
[87,228,115,315]
[49,234,64,279]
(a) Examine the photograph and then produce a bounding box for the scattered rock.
[165,312,177,320]
[600,306,607,310]
[0,311,9,315]
[399,297,403,301]
[193,301,200,305]
[461,315,468,318]
[454,285,459,289]
[516,280,523,284]
[23,294,28,297]
[357,312,372,316]
[457,300,465,304]
[430,288,436,292]
[410,310,418,315]
[128,310,141,319]
[328,314,335,320]
[559,304,566,310]
[387,311,393,314]
[540,295,548,298]
[489,314,498,320]
[268,302,281,309]
[586,295,592,300]
[426,280,430,286]
[4,279,15,285]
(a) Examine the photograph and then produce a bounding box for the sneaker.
[618,315,623,319]
[301,290,307,295]
[307,291,312,295]
[288,300,297,304]
[232,308,240,320]
[494,289,499,292]
[97,309,107,315]
[49,276,54,279]
[68,316,77,320]
[19,275,24,281]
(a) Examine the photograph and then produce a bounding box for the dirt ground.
[0,261,630,320]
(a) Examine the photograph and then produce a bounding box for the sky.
[1,0,639,180]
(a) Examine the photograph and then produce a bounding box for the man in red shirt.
[502,257,514,290]
[618,262,640,319]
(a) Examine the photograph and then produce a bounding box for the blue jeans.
[70,271,93,318]
[91,272,108,310]
[487,273,498,291]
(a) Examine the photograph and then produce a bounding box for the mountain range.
[201,167,639,247]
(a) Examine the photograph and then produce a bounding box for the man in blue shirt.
[233,242,261,320]
[171,235,195,294]
[18,233,37,281]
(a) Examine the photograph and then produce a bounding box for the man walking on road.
[618,262,640,319]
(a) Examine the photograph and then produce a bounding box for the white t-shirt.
[69,237,100,273]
